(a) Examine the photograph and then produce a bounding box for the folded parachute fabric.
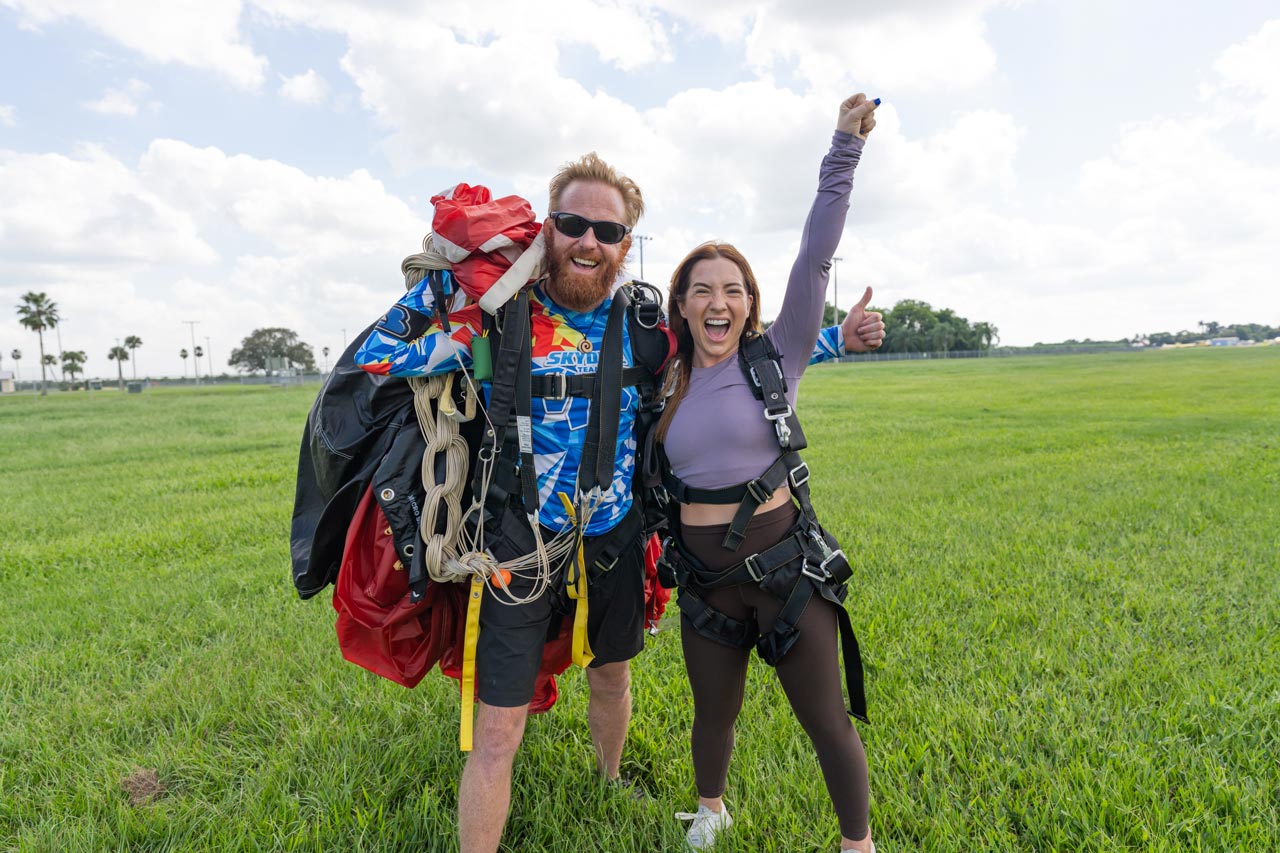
[430,183,544,312]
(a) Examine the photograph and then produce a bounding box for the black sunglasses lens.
[593,222,626,243]
[555,213,590,238]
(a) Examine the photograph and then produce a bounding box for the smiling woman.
[653,93,882,853]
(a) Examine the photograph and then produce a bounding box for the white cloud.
[652,0,1007,92]
[3,0,268,89]
[0,105,15,126]
[0,144,215,265]
[0,140,431,377]
[84,79,157,117]
[278,68,329,105]
[1202,19,1280,137]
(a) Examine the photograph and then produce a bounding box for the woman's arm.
[768,94,878,375]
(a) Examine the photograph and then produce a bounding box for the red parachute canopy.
[431,183,541,302]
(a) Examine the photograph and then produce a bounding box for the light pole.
[184,320,199,385]
[634,234,653,281]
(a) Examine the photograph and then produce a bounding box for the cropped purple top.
[663,131,863,490]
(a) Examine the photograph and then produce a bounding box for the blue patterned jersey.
[356,273,642,536]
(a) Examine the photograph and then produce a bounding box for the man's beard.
[544,242,623,312]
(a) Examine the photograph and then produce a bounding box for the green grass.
[2,349,1278,852]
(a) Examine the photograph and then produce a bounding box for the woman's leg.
[680,586,754,803]
[747,586,872,847]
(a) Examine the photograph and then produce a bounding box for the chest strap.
[529,365,650,400]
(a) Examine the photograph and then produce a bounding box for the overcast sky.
[2,0,1278,378]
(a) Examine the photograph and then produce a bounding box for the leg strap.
[677,586,755,651]
[756,576,868,724]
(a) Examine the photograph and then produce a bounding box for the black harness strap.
[577,290,629,497]
[473,289,535,512]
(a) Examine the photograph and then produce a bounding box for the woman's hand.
[837,93,880,140]
[842,286,885,352]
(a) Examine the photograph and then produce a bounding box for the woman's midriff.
[678,485,793,527]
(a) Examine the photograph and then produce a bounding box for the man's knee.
[468,702,530,764]
[586,660,632,702]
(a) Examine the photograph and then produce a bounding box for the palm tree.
[124,335,143,380]
[9,349,20,389]
[15,291,60,395]
[180,348,189,379]
[43,353,58,384]
[322,346,331,372]
[194,346,204,384]
[62,350,88,389]
[107,345,129,390]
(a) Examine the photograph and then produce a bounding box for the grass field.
[2,348,1277,852]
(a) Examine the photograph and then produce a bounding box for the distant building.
[1208,337,1242,347]
[0,370,13,394]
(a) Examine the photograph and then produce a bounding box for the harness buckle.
[544,372,568,400]
[809,527,835,560]
[744,553,765,582]
[766,407,793,447]
[746,478,773,505]
[788,461,810,488]
[820,547,847,576]
[748,360,786,390]
[594,553,621,573]
[802,559,831,583]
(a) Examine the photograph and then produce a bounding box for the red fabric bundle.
[430,183,541,302]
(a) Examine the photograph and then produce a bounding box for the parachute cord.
[401,237,585,603]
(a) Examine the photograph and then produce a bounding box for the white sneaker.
[675,804,732,850]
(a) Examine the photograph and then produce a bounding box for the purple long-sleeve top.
[663,131,863,490]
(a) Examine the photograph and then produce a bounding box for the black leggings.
[679,504,870,841]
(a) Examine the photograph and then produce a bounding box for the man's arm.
[355,272,480,376]
[808,325,845,366]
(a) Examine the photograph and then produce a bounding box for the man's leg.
[458,701,530,853]
[585,660,631,779]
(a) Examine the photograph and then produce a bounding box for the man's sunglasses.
[547,212,632,245]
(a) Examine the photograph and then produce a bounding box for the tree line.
[9,291,319,394]
[1135,321,1279,347]
[821,298,999,354]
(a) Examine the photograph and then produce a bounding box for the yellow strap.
[459,574,485,752]
[558,494,594,668]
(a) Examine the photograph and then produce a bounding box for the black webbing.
[513,292,539,514]
[529,366,650,399]
[474,290,530,505]
[577,290,629,495]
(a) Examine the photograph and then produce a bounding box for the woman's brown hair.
[654,242,763,442]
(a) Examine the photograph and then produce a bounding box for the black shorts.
[475,508,647,708]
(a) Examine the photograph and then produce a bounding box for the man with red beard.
[356,152,658,853]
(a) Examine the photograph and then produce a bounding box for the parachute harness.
[400,232,603,750]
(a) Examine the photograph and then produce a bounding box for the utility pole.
[205,336,213,382]
[184,320,199,385]
[634,234,653,281]
[831,257,844,324]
